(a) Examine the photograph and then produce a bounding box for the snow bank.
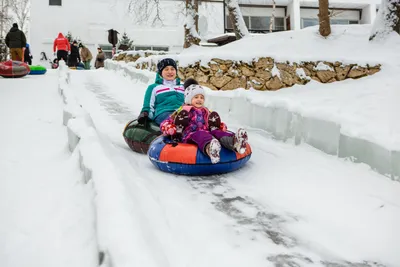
[58,62,155,267]
[105,60,399,180]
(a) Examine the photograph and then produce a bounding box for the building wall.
[30,0,381,65]
[360,4,378,24]
[30,0,227,64]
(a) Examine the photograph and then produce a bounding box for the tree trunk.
[269,0,276,33]
[226,0,250,39]
[370,0,400,41]
[318,0,331,37]
[184,0,201,48]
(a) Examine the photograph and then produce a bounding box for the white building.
[30,0,380,64]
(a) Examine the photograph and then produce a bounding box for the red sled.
[0,60,30,78]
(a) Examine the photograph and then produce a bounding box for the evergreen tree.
[65,31,74,43]
[118,32,134,50]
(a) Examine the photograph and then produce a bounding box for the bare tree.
[9,0,30,35]
[225,0,250,39]
[127,0,163,25]
[184,0,200,48]
[318,0,331,37]
[269,0,276,33]
[0,0,12,38]
[370,0,400,41]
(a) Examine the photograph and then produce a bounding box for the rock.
[265,76,284,90]
[200,65,210,74]
[303,62,315,72]
[227,66,241,77]
[280,70,295,86]
[327,77,337,83]
[116,53,126,61]
[254,57,274,69]
[177,69,185,80]
[311,76,321,82]
[209,62,219,72]
[300,66,312,77]
[210,75,232,88]
[199,82,218,91]
[316,70,336,83]
[368,67,380,75]
[335,65,351,81]
[221,76,247,90]
[211,58,226,64]
[347,66,368,79]
[240,65,255,76]
[249,77,265,90]
[255,69,272,80]
[219,64,228,72]
[195,70,209,83]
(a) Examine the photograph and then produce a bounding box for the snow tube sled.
[123,119,162,154]
[0,60,30,78]
[29,65,47,75]
[148,136,252,176]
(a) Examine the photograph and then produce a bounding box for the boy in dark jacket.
[5,23,27,61]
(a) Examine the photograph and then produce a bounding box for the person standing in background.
[53,32,70,62]
[5,23,27,61]
[79,43,93,70]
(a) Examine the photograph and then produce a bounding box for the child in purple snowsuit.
[160,82,248,164]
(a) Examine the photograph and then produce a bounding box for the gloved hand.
[137,111,149,124]
[161,123,177,136]
[220,122,227,131]
[54,52,56,56]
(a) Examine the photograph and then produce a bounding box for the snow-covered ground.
[1,25,399,267]
[0,71,98,267]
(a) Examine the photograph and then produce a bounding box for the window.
[49,0,62,6]
[135,46,152,51]
[274,17,285,31]
[301,18,319,28]
[250,16,269,30]
[226,16,283,32]
[152,46,169,52]
[226,16,250,29]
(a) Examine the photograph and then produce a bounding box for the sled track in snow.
[76,72,387,267]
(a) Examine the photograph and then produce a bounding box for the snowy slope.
[65,69,400,267]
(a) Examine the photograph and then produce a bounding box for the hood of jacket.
[57,33,65,38]
[10,26,18,32]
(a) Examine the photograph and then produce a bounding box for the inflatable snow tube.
[0,60,30,78]
[148,136,252,176]
[123,119,162,154]
[29,65,47,75]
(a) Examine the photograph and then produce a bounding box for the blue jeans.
[154,111,172,125]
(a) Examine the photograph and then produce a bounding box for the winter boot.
[174,110,189,134]
[208,111,221,131]
[206,139,221,164]
[219,136,235,151]
[233,128,248,154]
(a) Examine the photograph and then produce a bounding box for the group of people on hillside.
[4,24,105,70]
[53,32,105,69]
[138,58,249,164]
